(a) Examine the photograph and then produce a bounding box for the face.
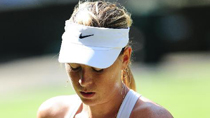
[65,47,131,106]
[65,58,123,106]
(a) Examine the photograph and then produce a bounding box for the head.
[59,1,136,105]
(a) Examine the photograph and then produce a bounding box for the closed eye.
[67,63,81,71]
[92,67,104,72]
[70,66,81,71]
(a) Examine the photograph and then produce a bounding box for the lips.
[80,91,95,98]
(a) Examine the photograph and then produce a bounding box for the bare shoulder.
[130,96,173,118]
[37,94,80,118]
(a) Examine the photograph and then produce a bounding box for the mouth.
[80,91,96,98]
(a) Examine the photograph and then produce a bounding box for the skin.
[37,47,173,118]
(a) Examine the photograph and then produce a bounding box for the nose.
[79,69,93,87]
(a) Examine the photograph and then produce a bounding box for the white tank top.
[66,90,140,118]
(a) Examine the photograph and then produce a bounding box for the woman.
[37,1,173,118]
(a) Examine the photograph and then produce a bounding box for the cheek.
[110,74,121,88]
[69,72,79,82]
[66,69,80,86]
[110,69,122,87]
[65,66,79,79]
[68,73,81,92]
[101,70,121,88]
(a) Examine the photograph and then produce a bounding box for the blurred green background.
[0,0,210,118]
[0,54,209,118]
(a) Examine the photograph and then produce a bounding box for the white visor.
[58,20,130,68]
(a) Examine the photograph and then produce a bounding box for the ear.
[121,47,132,70]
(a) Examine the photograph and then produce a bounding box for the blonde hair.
[69,1,136,91]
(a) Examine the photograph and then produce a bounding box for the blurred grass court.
[0,53,210,118]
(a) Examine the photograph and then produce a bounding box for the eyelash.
[70,66,81,71]
[70,66,103,73]
[92,68,104,73]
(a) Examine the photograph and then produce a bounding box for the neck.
[80,86,129,118]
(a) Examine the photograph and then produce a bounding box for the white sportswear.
[65,89,141,118]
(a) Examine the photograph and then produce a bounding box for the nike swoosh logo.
[79,33,94,39]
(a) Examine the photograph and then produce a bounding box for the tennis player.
[37,1,173,118]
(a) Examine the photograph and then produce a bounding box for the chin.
[80,98,99,106]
